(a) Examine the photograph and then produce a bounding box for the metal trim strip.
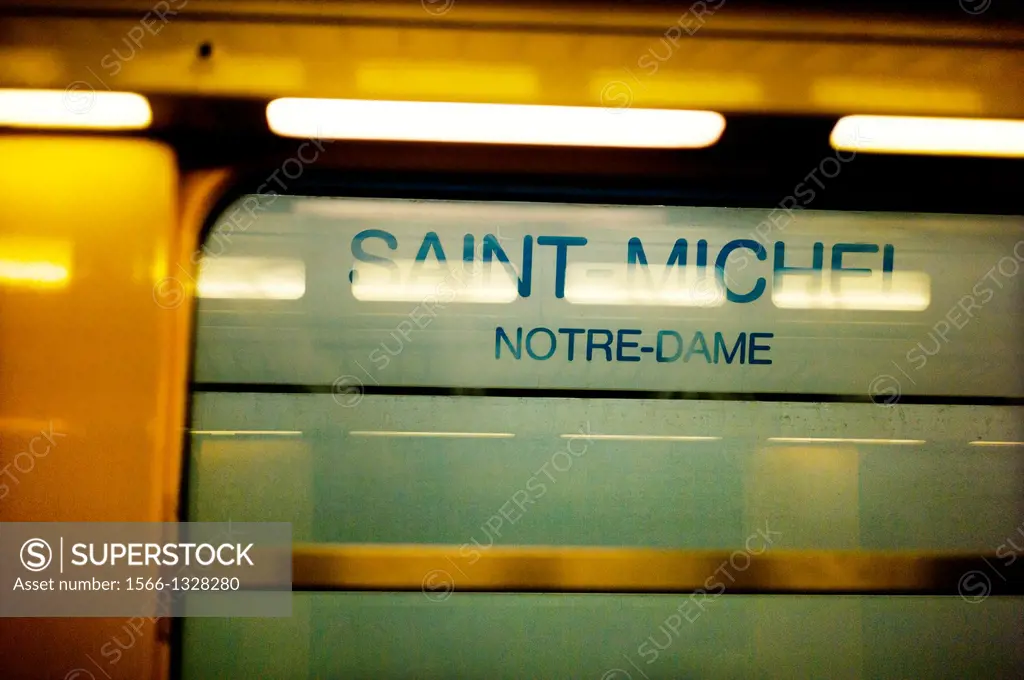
[291,544,1024,594]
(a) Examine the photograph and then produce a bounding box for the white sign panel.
[193,196,1024,398]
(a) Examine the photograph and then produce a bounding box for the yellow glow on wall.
[357,62,539,99]
[0,236,71,289]
[813,79,981,115]
[589,72,763,108]
[266,98,726,148]
[0,89,151,130]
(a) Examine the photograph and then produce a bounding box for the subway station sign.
[194,197,1024,396]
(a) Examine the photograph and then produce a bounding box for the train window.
[181,192,1024,678]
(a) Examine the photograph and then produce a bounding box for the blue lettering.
[483,234,533,298]
[586,329,613,361]
[350,229,398,282]
[626,237,649,266]
[749,332,773,365]
[830,243,878,286]
[410,231,448,284]
[526,327,557,360]
[494,327,776,364]
[537,236,588,299]
[616,329,642,362]
[773,242,823,288]
[463,234,475,263]
[627,238,688,287]
[666,240,687,267]
[414,231,447,263]
[713,332,746,364]
[656,330,683,363]
[715,239,767,303]
[558,328,585,361]
[495,326,522,359]
[882,244,895,288]
[684,331,711,363]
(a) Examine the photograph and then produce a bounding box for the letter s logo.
[20,538,52,572]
